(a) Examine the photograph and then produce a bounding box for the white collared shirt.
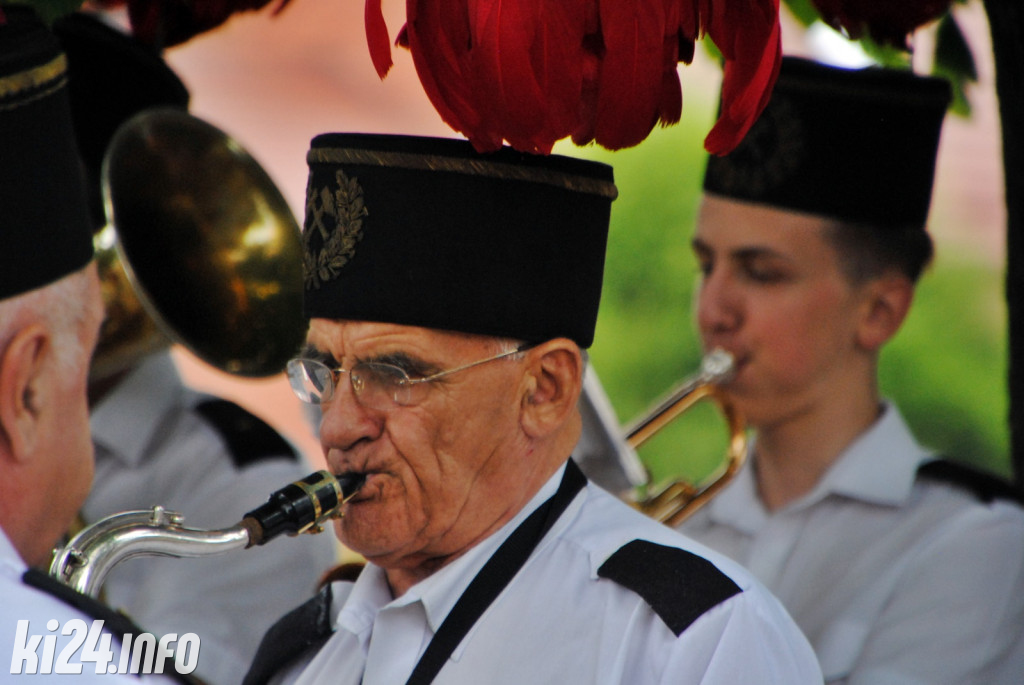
[84,351,338,685]
[274,463,822,684]
[680,403,1024,684]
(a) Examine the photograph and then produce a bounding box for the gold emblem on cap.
[303,170,367,290]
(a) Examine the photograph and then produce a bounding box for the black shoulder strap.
[598,540,741,636]
[23,568,144,641]
[195,398,298,468]
[22,569,196,684]
[916,459,1024,506]
[243,584,335,685]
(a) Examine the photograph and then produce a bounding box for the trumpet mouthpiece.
[701,349,735,382]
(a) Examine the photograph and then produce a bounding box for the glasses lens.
[286,359,334,404]
[351,362,412,408]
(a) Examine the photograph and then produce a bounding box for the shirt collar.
[336,462,568,639]
[0,525,27,577]
[815,402,933,506]
[707,402,933,530]
[89,351,184,467]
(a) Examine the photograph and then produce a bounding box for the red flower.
[809,0,952,49]
[366,0,781,155]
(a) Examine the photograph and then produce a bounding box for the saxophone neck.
[50,507,250,598]
[49,470,367,598]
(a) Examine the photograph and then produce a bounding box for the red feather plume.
[704,0,782,155]
[365,0,781,155]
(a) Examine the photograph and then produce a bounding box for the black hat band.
[307,147,619,200]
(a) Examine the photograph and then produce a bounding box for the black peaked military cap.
[302,134,618,348]
[704,56,952,229]
[0,5,93,300]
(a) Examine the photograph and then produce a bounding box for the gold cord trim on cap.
[308,148,618,200]
[0,54,67,111]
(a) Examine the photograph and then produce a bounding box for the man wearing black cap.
[50,11,338,685]
[0,6,182,682]
[679,56,1024,683]
[242,133,822,684]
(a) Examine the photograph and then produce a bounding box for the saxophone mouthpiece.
[242,470,365,547]
[337,472,367,502]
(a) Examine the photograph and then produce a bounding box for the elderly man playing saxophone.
[243,133,822,684]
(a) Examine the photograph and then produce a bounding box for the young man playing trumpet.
[678,56,1024,684]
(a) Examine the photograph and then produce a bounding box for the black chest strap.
[405,459,587,685]
[243,584,335,685]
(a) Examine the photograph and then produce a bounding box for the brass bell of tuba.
[90,108,306,382]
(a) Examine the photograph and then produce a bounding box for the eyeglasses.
[286,343,535,410]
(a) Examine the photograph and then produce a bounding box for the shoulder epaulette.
[243,584,335,685]
[917,459,1024,506]
[598,539,741,636]
[195,399,297,469]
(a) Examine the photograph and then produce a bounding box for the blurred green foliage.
[558,94,1010,487]
[8,0,84,24]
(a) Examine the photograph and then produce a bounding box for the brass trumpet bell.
[624,349,748,527]
[92,109,306,380]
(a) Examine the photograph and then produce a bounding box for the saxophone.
[50,471,365,598]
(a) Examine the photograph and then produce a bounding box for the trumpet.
[624,349,748,527]
[51,472,366,598]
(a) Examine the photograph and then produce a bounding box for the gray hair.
[0,267,96,376]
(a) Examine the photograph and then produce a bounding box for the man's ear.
[0,324,49,460]
[856,271,915,352]
[519,339,583,439]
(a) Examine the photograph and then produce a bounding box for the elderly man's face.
[307,320,535,574]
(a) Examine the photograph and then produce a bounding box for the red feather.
[570,1,603,146]
[475,1,586,153]
[370,0,781,154]
[470,0,549,151]
[365,0,393,79]
[531,1,587,151]
[704,0,781,154]
[405,0,491,148]
[589,1,666,150]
